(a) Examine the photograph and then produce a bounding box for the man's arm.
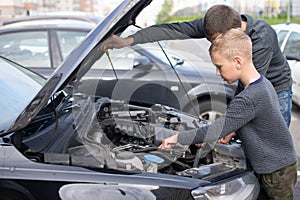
[100,18,205,51]
[131,18,206,45]
[252,47,272,76]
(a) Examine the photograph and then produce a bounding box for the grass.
[164,14,300,26]
[261,16,300,25]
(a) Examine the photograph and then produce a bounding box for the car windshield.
[0,57,45,132]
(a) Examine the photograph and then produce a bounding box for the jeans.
[277,88,293,127]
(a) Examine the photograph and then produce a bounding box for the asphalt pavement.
[290,105,300,199]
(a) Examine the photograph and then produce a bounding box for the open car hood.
[6,0,152,133]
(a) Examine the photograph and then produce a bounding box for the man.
[101,4,293,127]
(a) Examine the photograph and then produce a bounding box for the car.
[272,23,300,107]
[0,1,261,199]
[0,19,94,70]
[1,11,103,26]
[0,17,235,122]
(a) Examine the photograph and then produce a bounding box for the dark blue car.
[0,1,259,199]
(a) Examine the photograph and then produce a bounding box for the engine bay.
[17,93,247,181]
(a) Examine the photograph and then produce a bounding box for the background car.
[0,17,235,122]
[272,23,300,107]
[0,19,93,70]
[1,11,102,26]
[0,1,260,199]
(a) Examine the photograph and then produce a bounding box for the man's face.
[207,32,221,43]
[211,52,240,84]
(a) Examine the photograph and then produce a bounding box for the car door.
[282,31,300,106]
[79,45,174,107]
[55,29,89,65]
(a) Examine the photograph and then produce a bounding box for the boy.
[101,4,292,127]
[159,29,297,199]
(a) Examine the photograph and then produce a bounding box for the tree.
[156,0,174,24]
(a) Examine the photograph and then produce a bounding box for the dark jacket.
[131,14,292,93]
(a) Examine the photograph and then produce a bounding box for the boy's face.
[211,52,240,84]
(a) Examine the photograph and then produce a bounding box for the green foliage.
[158,13,300,25]
[156,0,174,24]
[259,16,300,25]
[168,14,205,22]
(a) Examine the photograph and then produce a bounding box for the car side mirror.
[133,56,153,69]
[286,54,300,61]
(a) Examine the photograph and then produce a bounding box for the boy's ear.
[233,56,242,70]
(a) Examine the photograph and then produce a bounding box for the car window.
[277,30,289,47]
[56,30,88,59]
[0,57,44,130]
[0,31,50,68]
[283,31,300,57]
[92,47,142,70]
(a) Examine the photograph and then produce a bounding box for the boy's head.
[209,29,252,84]
[203,5,241,42]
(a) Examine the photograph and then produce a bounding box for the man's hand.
[159,134,179,150]
[99,34,134,51]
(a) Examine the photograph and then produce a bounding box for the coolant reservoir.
[144,154,164,173]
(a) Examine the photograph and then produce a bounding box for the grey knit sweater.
[131,14,292,93]
[177,76,297,174]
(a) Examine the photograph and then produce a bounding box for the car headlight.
[191,172,260,200]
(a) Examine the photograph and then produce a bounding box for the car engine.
[19,93,248,181]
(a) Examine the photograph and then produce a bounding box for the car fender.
[181,82,236,110]
[0,180,36,200]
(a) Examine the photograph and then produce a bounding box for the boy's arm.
[177,95,256,146]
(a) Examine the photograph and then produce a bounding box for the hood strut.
[157,42,200,118]
[105,50,118,80]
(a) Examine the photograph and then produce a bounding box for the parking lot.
[0,7,299,198]
[290,104,300,198]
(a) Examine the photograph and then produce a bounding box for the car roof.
[0,19,95,31]
[2,13,102,26]
[272,23,300,32]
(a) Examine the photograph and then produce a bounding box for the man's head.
[203,5,242,42]
[209,29,252,84]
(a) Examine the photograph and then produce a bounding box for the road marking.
[298,170,300,176]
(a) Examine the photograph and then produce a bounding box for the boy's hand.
[99,34,134,51]
[159,134,179,150]
[217,132,236,144]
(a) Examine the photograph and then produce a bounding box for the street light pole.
[287,0,291,24]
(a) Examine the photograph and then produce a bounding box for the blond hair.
[209,29,252,61]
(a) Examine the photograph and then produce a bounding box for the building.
[0,0,23,17]
[0,0,298,22]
